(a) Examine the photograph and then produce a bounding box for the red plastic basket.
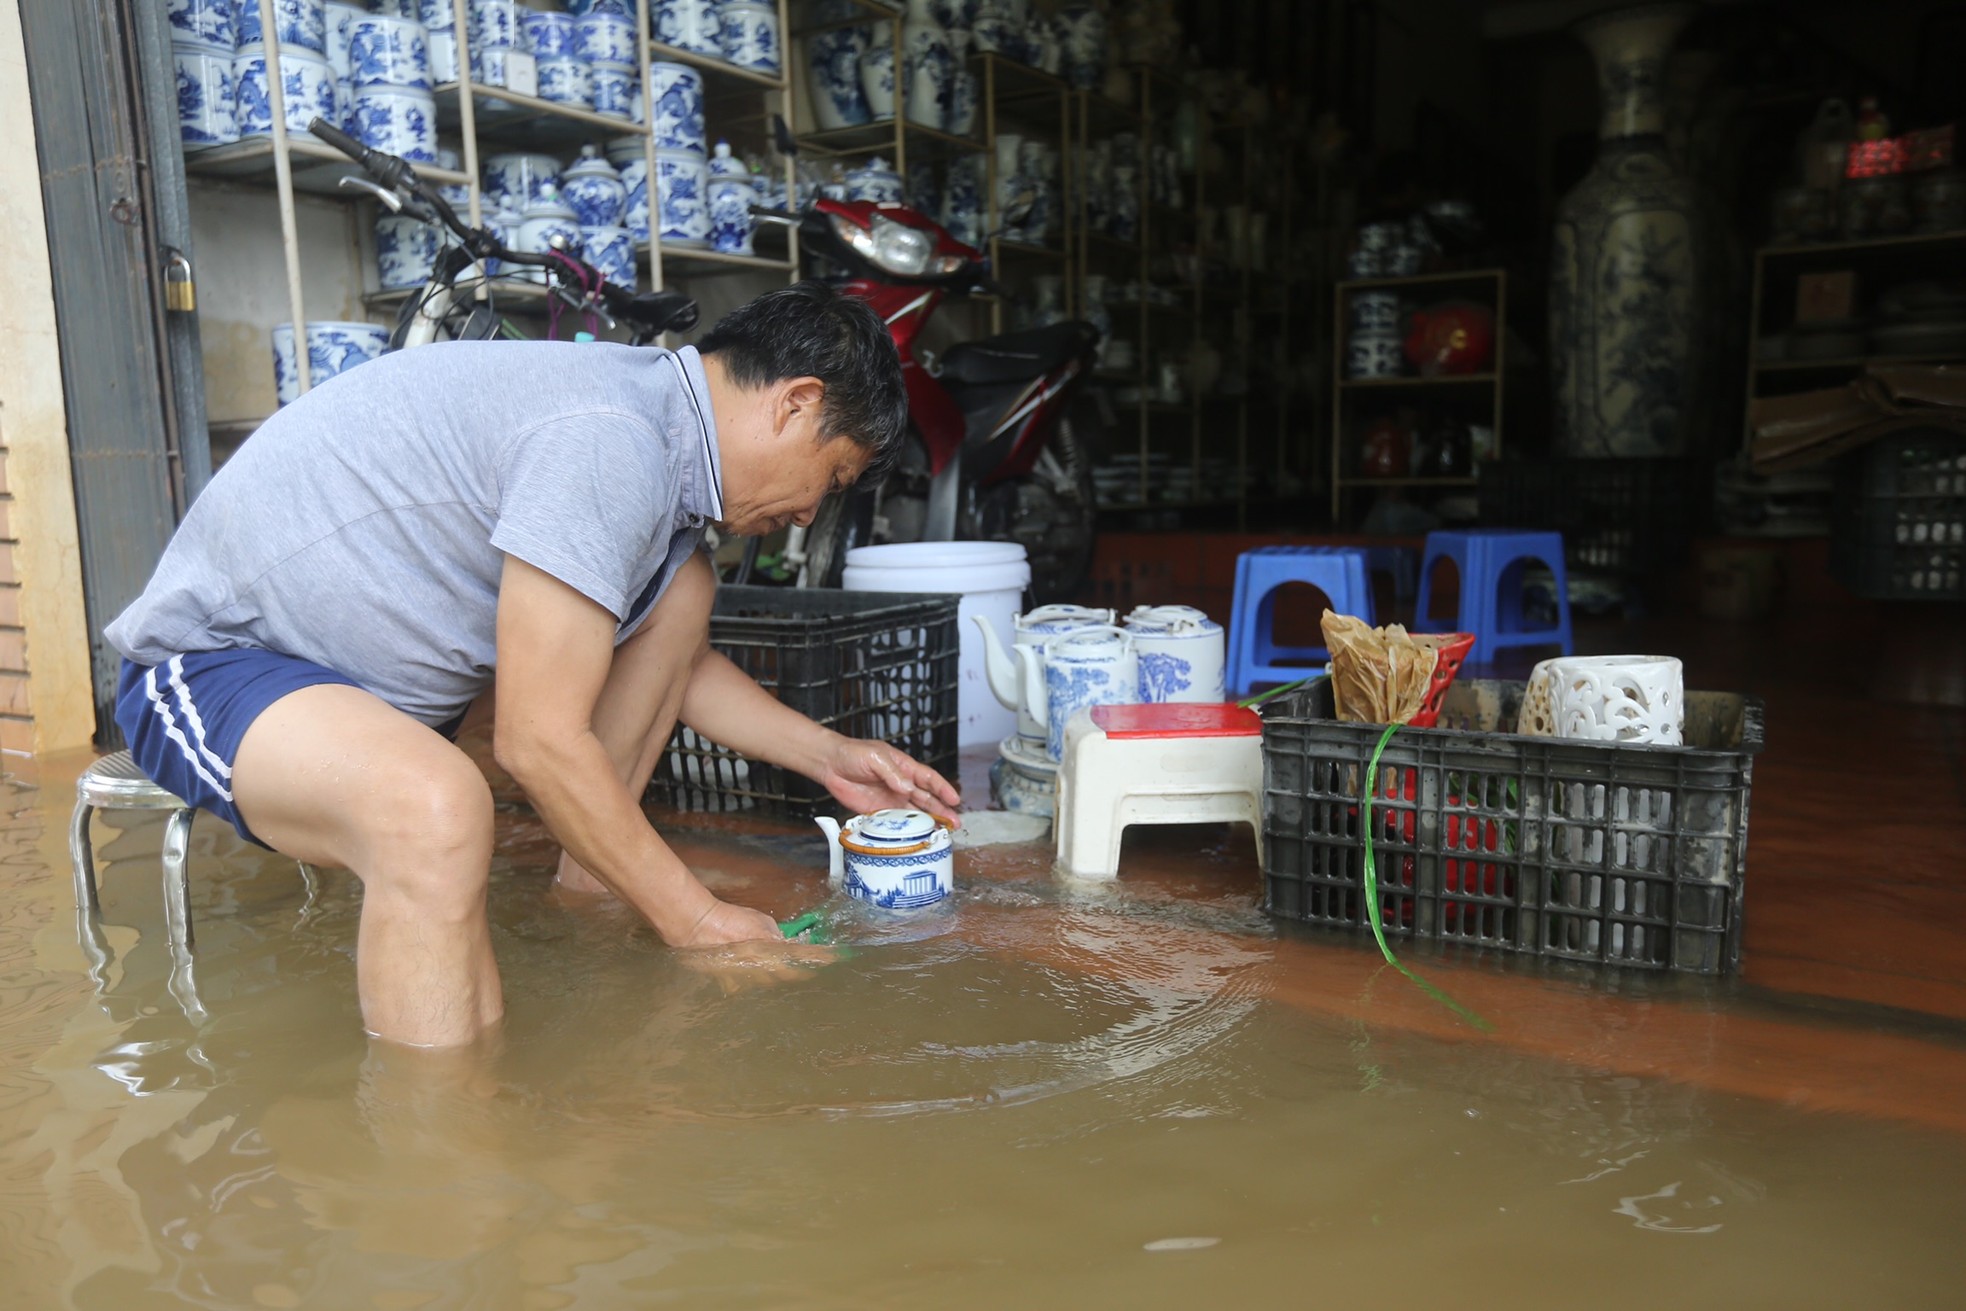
[1407,632,1475,729]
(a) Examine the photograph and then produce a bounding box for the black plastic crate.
[1260,678,1764,975]
[1829,429,1966,601]
[652,587,959,815]
[1478,458,1704,576]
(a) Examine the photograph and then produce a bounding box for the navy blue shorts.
[114,650,367,847]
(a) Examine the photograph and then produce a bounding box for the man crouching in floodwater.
[103,281,959,1047]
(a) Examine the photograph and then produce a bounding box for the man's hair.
[697,281,907,484]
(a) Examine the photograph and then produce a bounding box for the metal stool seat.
[71,749,201,950]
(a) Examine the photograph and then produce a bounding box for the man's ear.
[776,376,826,434]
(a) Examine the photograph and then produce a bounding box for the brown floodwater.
[4,754,1965,1310]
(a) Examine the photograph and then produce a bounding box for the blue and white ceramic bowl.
[716,1,779,74]
[168,0,236,51]
[237,0,326,53]
[174,41,238,147]
[418,0,455,31]
[645,61,705,154]
[234,44,337,141]
[374,213,441,291]
[483,151,561,207]
[653,147,709,246]
[805,25,869,130]
[270,320,390,406]
[535,57,591,109]
[348,13,430,89]
[707,175,756,255]
[351,85,438,162]
[589,63,636,120]
[468,0,522,50]
[519,10,576,59]
[581,224,637,289]
[653,0,722,58]
[560,147,628,227]
[574,11,637,65]
[620,159,650,242]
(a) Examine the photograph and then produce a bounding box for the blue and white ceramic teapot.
[814,808,954,910]
[1023,623,1138,761]
[975,604,1115,747]
[1124,605,1226,703]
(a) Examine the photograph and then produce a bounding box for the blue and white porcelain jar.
[370,0,420,18]
[482,151,561,206]
[716,1,779,74]
[589,63,636,119]
[604,134,644,168]
[845,155,902,204]
[1346,331,1404,380]
[237,0,326,53]
[484,200,524,276]
[805,25,869,131]
[706,138,745,178]
[427,29,458,83]
[433,146,470,209]
[174,41,239,147]
[168,0,236,51]
[535,56,592,109]
[351,84,438,161]
[859,21,895,121]
[234,44,337,141]
[582,224,637,288]
[707,174,756,255]
[653,147,709,246]
[645,61,706,154]
[574,10,637,65]
[348,13,430,89]
[901,0,950,130]
[270,320,390,406]
[470,46,536,94]
[516,183,584,283]
[653,0,722,58]
[468,0,522,50]
[946,62,977,136]
[620,158,650,241]
[1055,3,1105,92]
[324,2,365,78]
[418,0,454,31]
[375,212,441,291]
[941,155,984,248]
[1349,290,1401,335]
[570,0,637,15]
[561,145,629,227]
[520,10,576,60]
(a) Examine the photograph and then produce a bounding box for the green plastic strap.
[1361,721,1494,1033]
[1236,673,1322,710]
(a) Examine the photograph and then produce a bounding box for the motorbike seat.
[939,321,1097,386]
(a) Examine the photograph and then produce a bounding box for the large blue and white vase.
[536,56,592,109]
[351,85,438,161]
[946,61,977,137]
[589,62,636,120]
[574,10,638,64]
[860,21,896,122]
[516,183,585,283]
[707,175,757,254]
[520,9,576,58]
[941,154,984,248]
[374,213,440,291]
[653,0,722,57]
[654,147,710,246]
[482,151,562,207]
[716,2,780,75]
[234,45,337,141]
[620,158,651,241]
[646,61,707,154]
[237,0,326,53]
[900,0,951,130]
[805,24,870,130]
[560,144,630,228]
[906,161,939,218]
[271,320,390,406]
[1550,2,1703,458]
[347,13,429,89]
[582,224,638,288]
[169,0,237,50]
[1056,3,1106,92]
[174,41,238,147]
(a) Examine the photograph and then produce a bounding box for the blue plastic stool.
[1226,546,1374,695]
[1414,529,1574,663]
[1363,545,1419,606]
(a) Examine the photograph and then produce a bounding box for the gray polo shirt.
[104,340,724,726]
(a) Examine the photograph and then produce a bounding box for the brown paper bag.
[1322,612,1445,724]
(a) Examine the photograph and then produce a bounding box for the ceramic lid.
[852,808,938,843]
[1125,604,1216,633]
[1048,623,1130,654]
[521,182,577,220]
[708,139,748,176]
[852,155,900,181]
[565,144,618,179]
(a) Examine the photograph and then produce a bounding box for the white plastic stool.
[1054,703,1265,880]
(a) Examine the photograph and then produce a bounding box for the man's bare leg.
[554,553,718,894]
[232,685,503,1046]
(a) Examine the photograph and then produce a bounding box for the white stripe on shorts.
[144,664,234,802]
[167,654,233,782]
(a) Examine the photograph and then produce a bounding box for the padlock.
[164,249,196,313]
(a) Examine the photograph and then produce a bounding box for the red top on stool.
[1090,703,1263,738]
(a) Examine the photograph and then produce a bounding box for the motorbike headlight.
[830,211,936,276]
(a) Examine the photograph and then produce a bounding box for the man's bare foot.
[553,851,613,896]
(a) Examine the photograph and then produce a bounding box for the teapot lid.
[854,808,938,843]
[1126,604,1213,631]
[565,145,618,178]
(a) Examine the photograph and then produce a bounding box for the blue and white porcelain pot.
[1123,606,1226,704]
[901,0,951,130]
[582,224,637,289]
[653,147,709,246]
[645,61,706,154]
[717,1,780,74]
[270,320,390,406]
[427,29,458,84]
[589,63,637,120]
[653,0,722,58]
[485,201,525,276]
[374,212,440,291]
[859,21,895,121]
[418,0,454,31]
[520,10,576,60]
[1056,3,1105,91]
[351,85,438,161]
[371,0,419,18]
[574,10,638,65]
[1346,331,1403,380]
[237,0,326,53]
[324,2,365,78]
[946,63,977,136]
[433,146,470,209]
[234,44,337,142]
[605,134,646,168]
[535,56,592,109]
[469,0,522,50]
[482,150,561,207]
[348,13,430,89]
[707,139,745,178]
[1026,624,1137,762]
[470,47,536,94]
[168,0,237,51]
[707,174,756,254]
[173,41,239,147]
[620,159,651,242]
[516,183,584,283]
[814,809,955,911]
[975,603,1115,748]
[844,155,902,204]
[1349,289,1401,334]
[806,25,869,131]
[560,145,629,228]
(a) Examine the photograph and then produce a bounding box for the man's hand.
[679,898,784,947]
[817,737,962,822]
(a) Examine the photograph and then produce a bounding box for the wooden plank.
[0,628,27,671]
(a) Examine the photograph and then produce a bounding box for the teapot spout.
[973,614,1022,711]
[813,816,844,887]
[1018,643,1048,728]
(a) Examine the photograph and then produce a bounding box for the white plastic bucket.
[842,542,1030,746]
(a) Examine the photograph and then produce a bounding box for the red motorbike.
[757,196,1102,597]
